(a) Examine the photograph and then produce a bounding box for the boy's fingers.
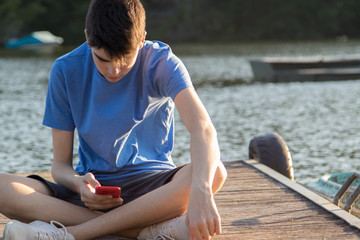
[84,172,101,188]
[215,217,221,235]
[85,196,123,210]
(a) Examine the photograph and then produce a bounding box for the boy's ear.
[139,31,147,49]
[84,29,89,44]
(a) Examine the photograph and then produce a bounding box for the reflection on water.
[192,81,360,184]
[0,57,53,172]
[0,41,359,183]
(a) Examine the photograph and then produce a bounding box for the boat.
[306,172,360,218]
[250,55,360,82]
[5,31,63,52]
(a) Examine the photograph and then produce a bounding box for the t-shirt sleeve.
[42,60,75,131]
[153,50,193,100]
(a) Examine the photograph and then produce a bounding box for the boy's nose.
[108,62,121,75]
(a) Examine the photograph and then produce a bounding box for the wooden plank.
[0,161,359,239]
[213,161,360,239]
[243,159,360,230]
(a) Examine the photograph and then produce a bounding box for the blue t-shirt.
[43,41,193,182]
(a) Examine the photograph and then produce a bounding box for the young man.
[0,0,227,239]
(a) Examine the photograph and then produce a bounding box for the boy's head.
[85,0,146,60]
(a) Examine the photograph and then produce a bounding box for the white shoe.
[3,219,75,240]
[137,215,189,240]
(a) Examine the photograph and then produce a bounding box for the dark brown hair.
[85,0,146,59]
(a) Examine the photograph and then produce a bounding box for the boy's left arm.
[174,87,222,239]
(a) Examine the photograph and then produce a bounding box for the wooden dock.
[1,160,359,239]
[215,160,360,239]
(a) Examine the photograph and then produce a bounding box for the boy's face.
[91,47,139,83]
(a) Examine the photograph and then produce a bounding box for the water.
[0,41,359,184]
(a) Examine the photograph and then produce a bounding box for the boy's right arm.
[51,128,123,209]
[50,128,84,193]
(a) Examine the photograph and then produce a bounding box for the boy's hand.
[186,185,221,240]
[78,172,123,210]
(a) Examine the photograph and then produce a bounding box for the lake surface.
[0,40,359,184]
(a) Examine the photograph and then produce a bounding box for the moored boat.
[306,172,360,218]
[250,55,360,82]
[5,31,63,52]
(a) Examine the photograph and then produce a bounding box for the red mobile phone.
[95,186,121,198]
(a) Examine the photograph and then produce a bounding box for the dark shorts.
[28,166,184,212]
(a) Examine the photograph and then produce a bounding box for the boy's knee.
[217,161,227,184]
[0,173,19,193]
[212,161,227,193]
[0,172,13,188]
[0,173,14,202]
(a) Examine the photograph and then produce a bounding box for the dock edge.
[243,159,360,230]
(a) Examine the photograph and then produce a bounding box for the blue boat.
[306,172,360,218]
[5,31,63,51]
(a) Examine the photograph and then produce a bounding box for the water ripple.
[1,42,360,184]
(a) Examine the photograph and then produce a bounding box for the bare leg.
[0,161,226,239]
[0,173,100,224]
[68,162,227,239]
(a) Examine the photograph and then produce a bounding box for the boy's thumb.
[84,172,101,188]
